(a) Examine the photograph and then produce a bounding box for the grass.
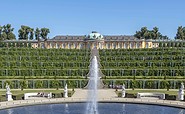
[0,89,72,95]
[116,89,178,95]
[0,89,75,101]
[0,89,178,96]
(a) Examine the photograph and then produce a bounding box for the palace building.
[2,31,177,49]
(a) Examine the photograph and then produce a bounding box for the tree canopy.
[18,26,50,40]
[35,28,40,41]
[134,27,168,40]
[18,25,34,40]
[2,24,185,41]
[0,24,16,41]
[175,26,185,40]
[40,28,50,40]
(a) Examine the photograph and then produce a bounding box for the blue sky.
[1,0,185,39]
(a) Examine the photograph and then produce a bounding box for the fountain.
[85,56,99,114]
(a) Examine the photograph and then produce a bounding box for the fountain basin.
[0,102,185,114]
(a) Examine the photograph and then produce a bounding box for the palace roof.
[51,35,137,41]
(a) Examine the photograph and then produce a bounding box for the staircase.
[84,48,105,89]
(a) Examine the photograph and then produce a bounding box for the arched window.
[80,43,83,49]
[125,43,128,49]
[130,42,133,49]
[108,43,110,49]
[87,43,90,49]
[74,43,77,49]
[146,43,149,48]
[113,42,116,49]
[136,43,140,48]
[68,43,72,49]
[62,43,65,48]
[118,43,122,49]
[56,43,59,49]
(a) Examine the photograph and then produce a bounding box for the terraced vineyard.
[99,48,185,89]
[1,47,185,90]
[0,48,90,89]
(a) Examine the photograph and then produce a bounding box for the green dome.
[87,31,103,40]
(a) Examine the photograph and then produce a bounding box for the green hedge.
[0,79,88,89]
[0,95,6,102]
[53,91,74,98]
[12,94,24,100]
[103,80,183,89]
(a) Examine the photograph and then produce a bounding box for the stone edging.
[0,98,185,110]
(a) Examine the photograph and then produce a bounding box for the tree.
[8,33,16,40]
[29,28,34,40]
[134,31,142,39]
[18,27,24,40]
[0,25,2,40]
[134,27,149,39]
[2,24,16,40]
[35,28,41,41]
[40,28,50,40]
[134,26,168,40]
[175,26,185,40]
[18,25,34,40]
[152,27,160,39]
[140,27,149,39]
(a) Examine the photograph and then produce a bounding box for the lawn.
[116,89,179,95]
[0,89,67,95]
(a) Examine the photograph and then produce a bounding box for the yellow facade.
[3,32,163,49]
[29,40,158,49]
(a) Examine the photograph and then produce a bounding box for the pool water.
[0,103,184,114]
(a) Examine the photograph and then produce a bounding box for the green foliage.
[134,27,168,40]
[40,28,50,40]
[19,80,28,90]
[35,80,43,88]
[35,28,40,41]
[131,80,137,90]
[145,80,154,89]
[0,48,90,77]
[175,26,185,40]
[12,94,24,100]
[18,25,34,40]
[0,96,6,102]
[0,47,184,90]
[4,80,13,88]
[160,80,170,90]
[99,48,185,78]
[0,24,16,40]
[51,80,60,90]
